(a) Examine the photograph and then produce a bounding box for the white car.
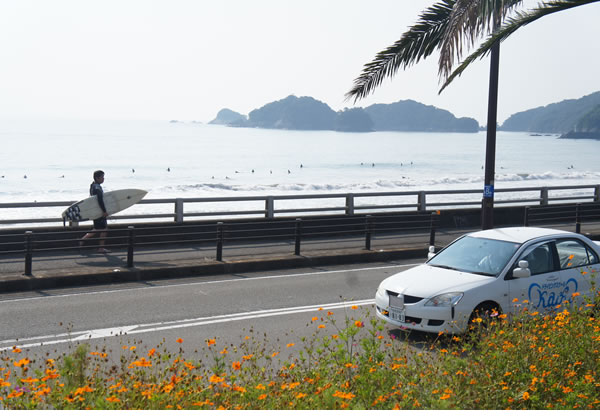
[375,227,600,334]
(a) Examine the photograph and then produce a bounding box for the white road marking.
[0,299,374,351]
[0,263,417,303]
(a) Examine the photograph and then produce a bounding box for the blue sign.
[483,185,494,198]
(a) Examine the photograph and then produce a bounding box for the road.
[0,259,424,364]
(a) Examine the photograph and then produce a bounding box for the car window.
[428,236,519,276]
[555,239,599,269]
[521,243,555,275]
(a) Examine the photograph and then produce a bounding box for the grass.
[1,293,599,409]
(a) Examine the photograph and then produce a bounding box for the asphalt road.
[0,259,424,364]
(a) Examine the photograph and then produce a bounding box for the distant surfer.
[80,170,110,253]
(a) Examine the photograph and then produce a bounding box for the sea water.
[1,119,599,223]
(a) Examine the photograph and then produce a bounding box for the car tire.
[468,302,500,328]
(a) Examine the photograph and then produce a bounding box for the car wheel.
[468,302,500,328]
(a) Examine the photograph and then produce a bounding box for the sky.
[1,0,599,126]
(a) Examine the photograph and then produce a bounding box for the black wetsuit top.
[90,182,107,214]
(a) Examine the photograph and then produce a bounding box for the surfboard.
[62,189,148,222]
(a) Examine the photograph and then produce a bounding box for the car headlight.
[425,292,463,307]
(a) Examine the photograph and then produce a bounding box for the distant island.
[500,91,600,140]
[209,95,479,133]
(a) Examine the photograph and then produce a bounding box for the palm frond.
[439,0,600,92]
[439,0,524,79]
[345,0,455,103]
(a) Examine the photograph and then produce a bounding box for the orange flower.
[311,317,319,321]
[271,352,279,358]
[287,343,295,348]
[242,354,254,361]
[327,311,334,316]
[351,305,358,310]
[14,358,30,368]
[318,324,326,329]
[106,396,121,403]
[220,348,229,354]
[176,338,184,344]
[232,361,241,371]
[147,348,156,357]
[440,394,451,400]
[258,394,267,400]
[128,357,152,368]
[333,390,355,400]
[206,338,216,347]
[209,375,224,384]
[354,320,364,328]
[12,348,21,353]
[523,392,530,400]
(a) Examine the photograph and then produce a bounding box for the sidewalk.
[1,224,599,294]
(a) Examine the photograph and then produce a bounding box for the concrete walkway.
[1,223,599,293]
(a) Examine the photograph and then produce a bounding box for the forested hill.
[210,95,479,133]
[500,91,600,138]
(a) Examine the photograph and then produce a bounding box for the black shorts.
[93,217,107,230]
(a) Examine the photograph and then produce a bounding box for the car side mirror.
[427,245,436,260]
[512,260,531,278]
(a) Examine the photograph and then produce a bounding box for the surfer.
[80,170,110,253]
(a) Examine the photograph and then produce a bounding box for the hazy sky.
[1,0,598,125]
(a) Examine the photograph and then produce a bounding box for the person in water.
[80,170,110,253]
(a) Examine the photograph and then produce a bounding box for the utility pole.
[482,15,501,230]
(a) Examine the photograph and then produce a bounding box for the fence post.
[524,206,530,227]
[345,194,354,216]
[575,203,581,234]
[595,185,600,202]
[175,199,184,223]
[418,191,427,212]
[265,197,274,219]
[127,226,135,268]
[216,222,224,261]
[294,218,302,256]
[24,231,33,276]
[365,215,373,251]
[540,188,549,206]
[429,212,437,247]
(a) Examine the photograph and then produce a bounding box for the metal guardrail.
[2,212,441,276]
[1,184,599,227]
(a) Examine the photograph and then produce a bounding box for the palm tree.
[347,0,598,229]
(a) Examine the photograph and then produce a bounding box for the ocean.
[1,119,599,223]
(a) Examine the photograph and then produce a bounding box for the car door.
[554,238,599,306]
[507,241,560,313]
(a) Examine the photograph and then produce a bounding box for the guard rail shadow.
[524,202,600,233]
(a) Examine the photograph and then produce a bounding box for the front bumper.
[375,291,467,334]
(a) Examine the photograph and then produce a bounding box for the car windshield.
[428,236,520,276]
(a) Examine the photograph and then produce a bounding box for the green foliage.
[1,293,599,409]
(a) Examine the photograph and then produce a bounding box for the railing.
[2,212,441,276]
[1,184,599,227]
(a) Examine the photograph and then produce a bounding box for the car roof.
[468,227,570,244]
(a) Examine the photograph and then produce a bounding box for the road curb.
[0,247,427,293]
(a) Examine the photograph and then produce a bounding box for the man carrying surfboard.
[80,170,110,253]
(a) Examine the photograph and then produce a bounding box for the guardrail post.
[429,212,437,247]
[575,203,581,234]
[418,191,427,212]
[540,188,549,206]
[345,194,354,216]
[216,222,224,261]
[595,185,600,202]
[127,226,135,268]
[265,197,274,219]
[24,231,33,276]
[524,206,530,227]
[365,215,373,251]
[175,199,184,223]
[294,218,302,256]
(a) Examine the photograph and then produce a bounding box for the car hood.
[380,264,494,298]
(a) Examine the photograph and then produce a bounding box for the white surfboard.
[62,189,147,222]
